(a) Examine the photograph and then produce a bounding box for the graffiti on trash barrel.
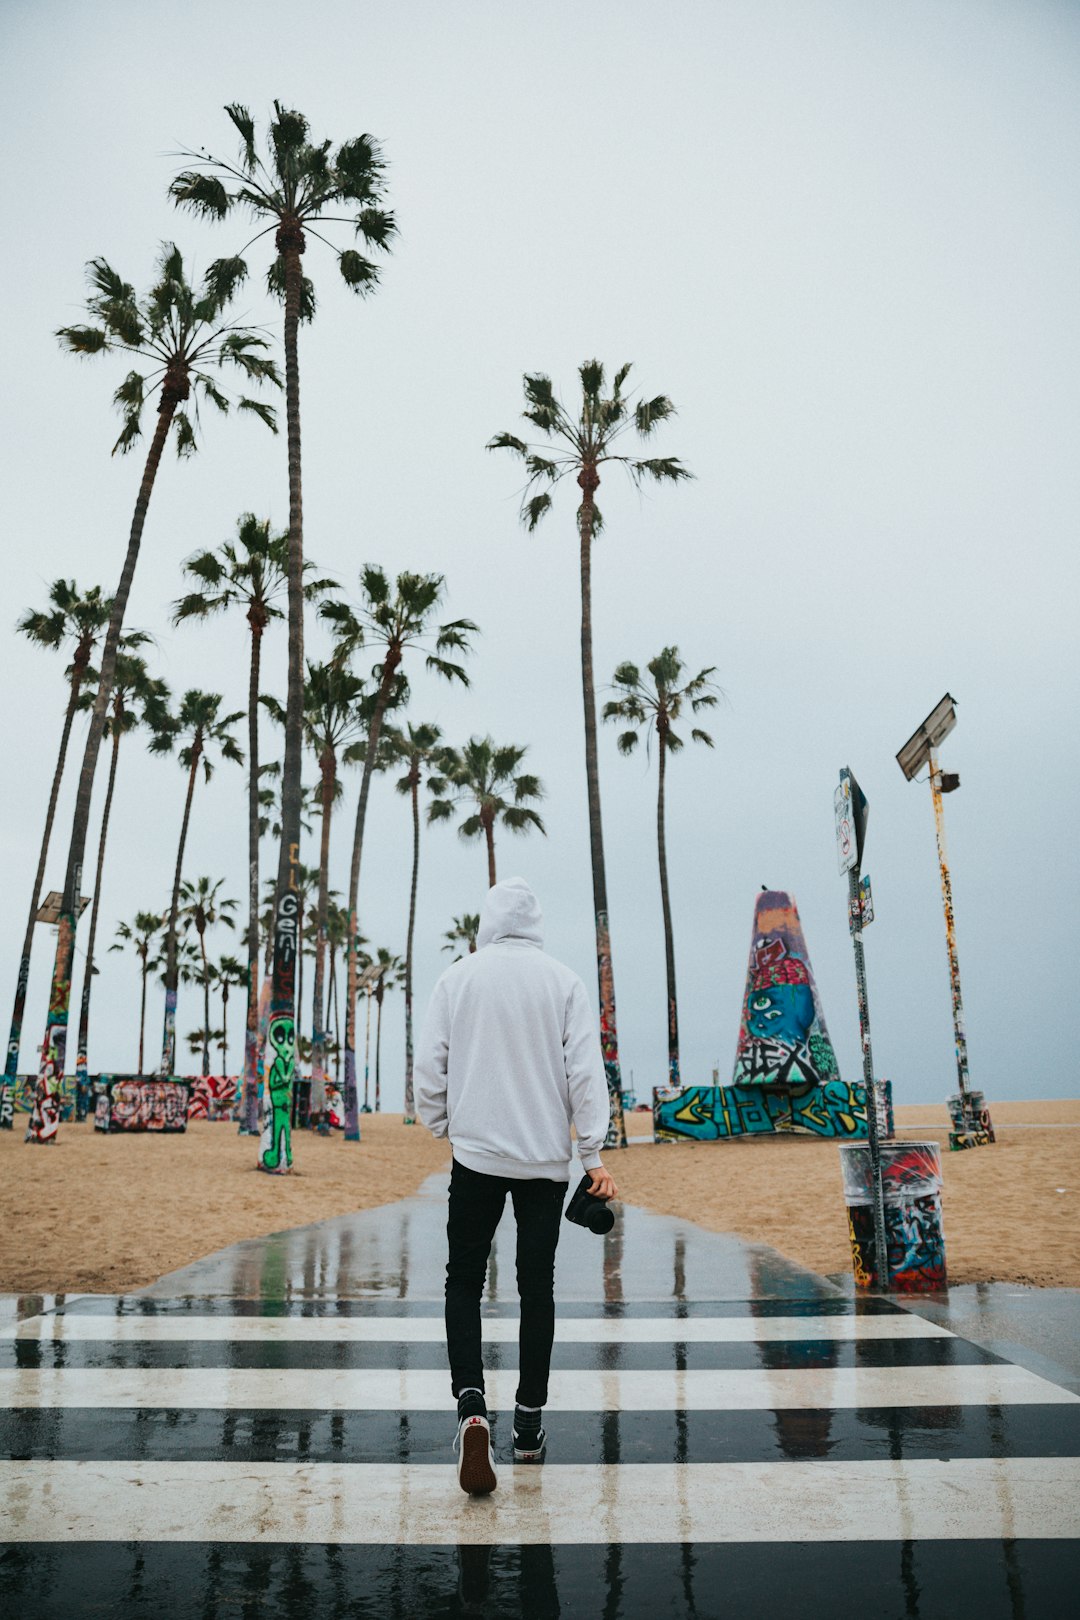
[848,1194,946,1292]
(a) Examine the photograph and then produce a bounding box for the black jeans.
[445,1156,568,1407]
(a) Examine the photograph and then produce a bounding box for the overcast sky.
[2,0,1078,1113]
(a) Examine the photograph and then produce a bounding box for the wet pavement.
[2,1168,1078,1617]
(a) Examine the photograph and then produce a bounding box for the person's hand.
[586,1164,618,1200]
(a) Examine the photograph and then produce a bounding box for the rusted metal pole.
[848,864,889,1286]
[928,746,970,1101]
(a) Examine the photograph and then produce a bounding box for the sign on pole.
[834,770,868,874]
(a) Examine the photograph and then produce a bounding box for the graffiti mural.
[187,1074,240,1121]
[733,891,839,1088]
[259,1012,295,1172]
[93,1076,191,1133]
[653,890,865,1145]
[654,1079,868,1141]
[596,910,626,1149]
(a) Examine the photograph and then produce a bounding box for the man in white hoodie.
[415,876,617,1495]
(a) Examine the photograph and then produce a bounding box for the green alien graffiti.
[259,1012,294,1172]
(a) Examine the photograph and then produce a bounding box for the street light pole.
[928,744,970,1104]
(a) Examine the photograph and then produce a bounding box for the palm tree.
[321,567,476,1137]
[370,949,405,1112]
[216,953,247,1076]
[442,914,480,960]
[603,649,720,1086]
[174,514,333,1134]
[172,102,396,1177]
[430,737,545,886]
[109,911,163,1074]
[150,694,243,1075]
[385,722,443,1123]
[295,660,367,1128]
[73,642,167,1115]
[177,877,239,1076]
[3,581,111,1125]
[29,246,277,1142]
[489,361,691,1148]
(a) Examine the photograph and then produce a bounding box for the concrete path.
[1,1169,1077,1616]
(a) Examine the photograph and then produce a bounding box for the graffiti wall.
[654,1079,868,1141]
[94,1077,191,1133]
[654,889,869,1143]
[947,1089,995,1152]
[187,1074,240,1121]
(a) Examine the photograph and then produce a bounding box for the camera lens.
[586,1201,615,1234]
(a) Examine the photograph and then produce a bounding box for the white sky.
[2,0,1078,1110]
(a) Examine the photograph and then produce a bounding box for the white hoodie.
[414,877,611,1180]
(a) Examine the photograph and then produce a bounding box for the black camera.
[564,1173,616,1235]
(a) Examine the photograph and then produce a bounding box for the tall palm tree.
[321,567,476,1138]
[28,246,277,1143]
[172,102,396,1177]
[108,911,163,1074]
[429,737,545,886]
[385,722,443,1123]
[603,649,720,1086]
[370,949,405,1113]
[216,953,247,1076]
[150,693,243,1075]
[325,899,352,1086]
[177,877,239,1076]
[73,642,167,1115]
[295,660,367,1128]
[442,914,480,961]
[174,514,333,1134]
[3,581,111,1125]
[489,361,691,1147]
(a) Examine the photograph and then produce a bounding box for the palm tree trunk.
[375,992,383,1112]
[199,930,210,1077]
[161,752,200,1076]
[656,735,679,1086]
[29,395,178,1144]
[363,988,373,1111]
[74,713,123,1117]
[577,473,626,1149]
[402,773,421,1122]
[260,229,305,1175]
[329,947,340,1084]
[221,986,229,1078]
[138,956,148,1076]
[2,663,87,1126]
[240,621,262,1134]
[310,750,335,1129]
[484,815,497,887]
[343,663,398,1139]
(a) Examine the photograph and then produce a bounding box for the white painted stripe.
[1,1362,1072,1411]
[5,1313,954,1345]
[1,1458,1076,1543]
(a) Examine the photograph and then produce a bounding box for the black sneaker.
[454,1391,496,1495]
[512,1405,546,1462]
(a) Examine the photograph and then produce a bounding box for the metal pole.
[928,746,970,1101]
[848,865,889,1288]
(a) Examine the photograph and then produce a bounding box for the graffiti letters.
[653,1080,869,1142]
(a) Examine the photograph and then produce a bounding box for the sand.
[1,1100,1077,1295]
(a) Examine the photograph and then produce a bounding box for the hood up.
[477,877,544,949]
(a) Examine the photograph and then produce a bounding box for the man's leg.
[445,1158,508,1400]
[510,1176,568,1408]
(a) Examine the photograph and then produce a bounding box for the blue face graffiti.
[732,892,839,1090]
[746,982,815,1046]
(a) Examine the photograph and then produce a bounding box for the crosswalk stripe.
[2,1457,1077,1543]
[4,1313,955,1344]
[2,1361,1072,1412]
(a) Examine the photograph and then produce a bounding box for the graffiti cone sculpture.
[654,890,869,1141]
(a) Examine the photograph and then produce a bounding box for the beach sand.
[1,1099,1077,1295]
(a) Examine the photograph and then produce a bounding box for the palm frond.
[225,103,258,172]
[170,170,233,218]
[355,207,396,248]
[690,728,715,747]
[173,411,197,459]
[338,249,381,295]
[629,456,693,484]
[487,431,529,456]
[237,397,278,431]
[56,324,107,355]
[635,395,676,435]
[524,492,552,531]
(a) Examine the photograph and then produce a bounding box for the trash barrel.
[838,1140,946,1291]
